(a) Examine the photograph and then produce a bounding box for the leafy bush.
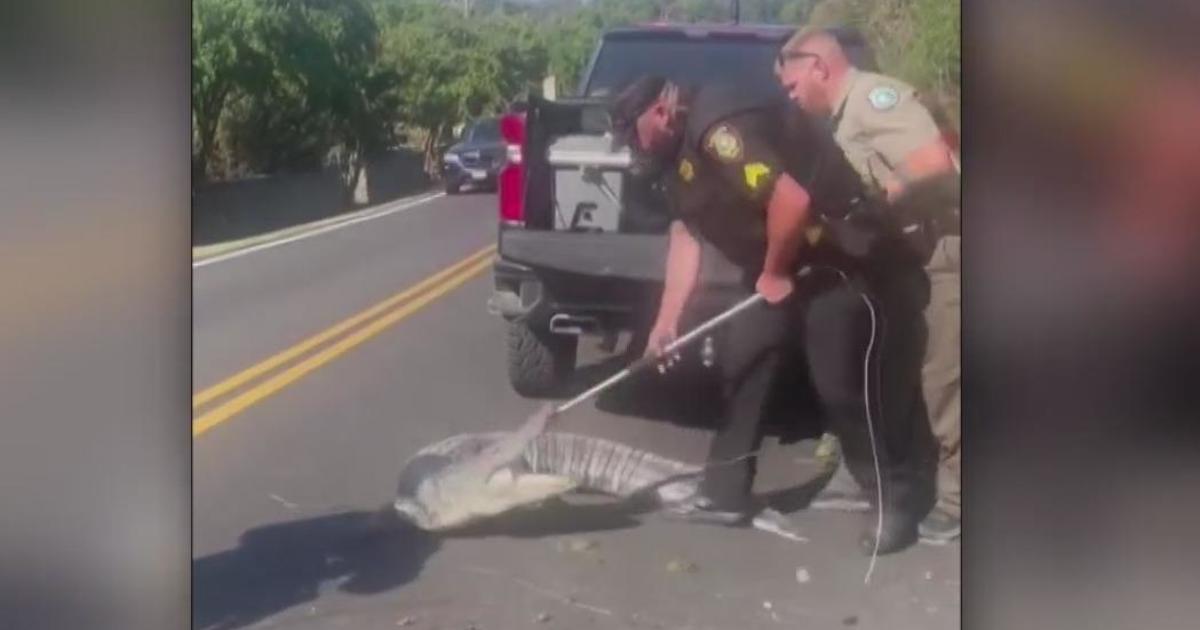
[808,0,959,128]
[192,0,960,191]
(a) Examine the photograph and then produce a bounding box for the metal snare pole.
[554,291,767,415]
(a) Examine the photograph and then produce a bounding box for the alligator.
[391,404,806,542]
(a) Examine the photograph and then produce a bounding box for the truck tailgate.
[498,229,744,286]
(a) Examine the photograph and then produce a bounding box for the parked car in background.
[442,118,506,194]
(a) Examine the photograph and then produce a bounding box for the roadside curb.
[192,189,443,264]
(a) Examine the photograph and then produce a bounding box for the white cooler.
[545,134,632,232]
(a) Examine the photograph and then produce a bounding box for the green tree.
[908,0,959,116]
[192,0,271,182]
[541,0,657,95]
[807,0,959,128]
[777,0,817,23]
[212,0,402,199]
[377,0,547,173]
[661,0,730,21]
[194,0,958,191]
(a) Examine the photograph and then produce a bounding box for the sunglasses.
[776,50,822,67]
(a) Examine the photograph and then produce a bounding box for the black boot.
[858,501,919,555]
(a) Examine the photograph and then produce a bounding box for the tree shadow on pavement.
[193,509,439,630]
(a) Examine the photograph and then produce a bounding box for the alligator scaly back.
[394,406,702,530]
[522,432,700,502]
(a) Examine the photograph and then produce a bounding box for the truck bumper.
[490,229,748,326]
[443,162,499,189]
[488,258,546,319]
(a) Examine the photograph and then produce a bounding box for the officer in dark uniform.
[609,75,929,553]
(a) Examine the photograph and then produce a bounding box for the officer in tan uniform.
[775,27,962,543]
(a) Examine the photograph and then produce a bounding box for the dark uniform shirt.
[667,84,871,276]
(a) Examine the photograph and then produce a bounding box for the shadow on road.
[444,496,651,540]
[761,473,839,515]
[193,509,439,630]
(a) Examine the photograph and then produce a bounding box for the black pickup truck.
[489,23,870,396]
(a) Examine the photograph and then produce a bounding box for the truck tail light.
[498,112,526,226]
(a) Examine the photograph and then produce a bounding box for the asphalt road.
[192,191,960,630]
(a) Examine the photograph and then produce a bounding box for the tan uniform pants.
[923,235,961,517]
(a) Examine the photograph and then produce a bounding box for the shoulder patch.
[678,158,694,182]
[706,124,743,162]
[743,162,771,191]
[868,86,900,111]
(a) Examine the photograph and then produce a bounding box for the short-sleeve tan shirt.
[830,68,942,195]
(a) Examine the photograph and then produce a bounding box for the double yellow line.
[192,244,497,438]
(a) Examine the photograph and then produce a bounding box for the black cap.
[608,75,668,149]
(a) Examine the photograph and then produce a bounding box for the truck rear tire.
[507,322,576,397]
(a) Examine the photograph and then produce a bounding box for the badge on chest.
[706,124,744,162]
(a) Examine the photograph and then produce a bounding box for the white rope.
[859,289,884,584]
[808,265,886,584]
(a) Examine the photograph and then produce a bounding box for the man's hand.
[645,220,700,373]
[644,321,683,373]
[884,177,906,203]
[644,321,677,357]
[756,271,794,305]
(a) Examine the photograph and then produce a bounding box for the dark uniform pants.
[699,262,929,515]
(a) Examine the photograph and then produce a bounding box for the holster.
[822,197,897,261]
[887,173,961,264]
